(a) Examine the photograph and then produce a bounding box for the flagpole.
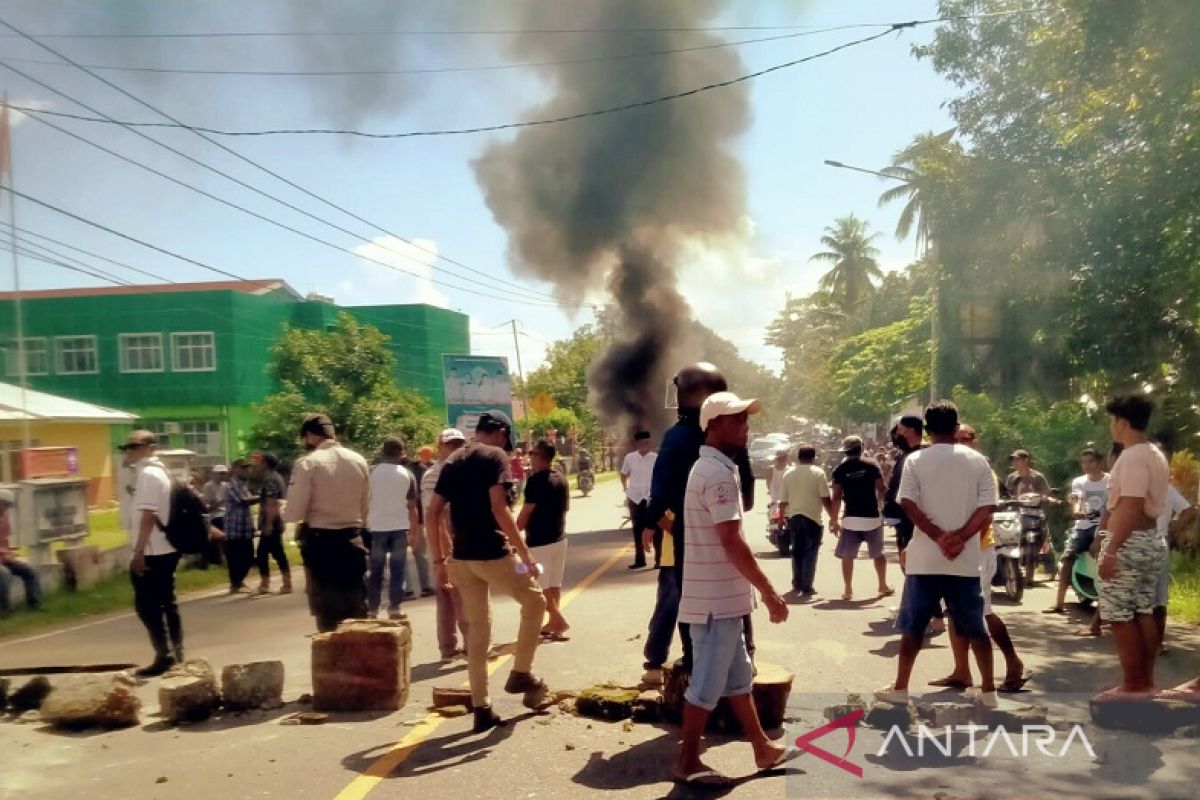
[2,95,29,449]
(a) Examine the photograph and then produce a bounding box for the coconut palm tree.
[877,128,957,252]
[809,215,883,317]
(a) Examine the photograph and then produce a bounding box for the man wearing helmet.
[642,363,755,687]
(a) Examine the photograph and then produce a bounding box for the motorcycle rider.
[1003,450,1050,498]
[1044,448,1109,614]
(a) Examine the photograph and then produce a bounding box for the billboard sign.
[442,354,514,431]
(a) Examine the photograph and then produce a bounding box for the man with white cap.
[201,465,229,534]
[422,428,470,662]
[674,392,791,786]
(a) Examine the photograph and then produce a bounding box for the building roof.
[0,382,137,423]
[0,279,299,302]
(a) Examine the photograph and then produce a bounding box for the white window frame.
[170,331,217,372]
[6,337,49,377]
[179,420,223,456]
[118,333,165,374]
[54,335,99,375]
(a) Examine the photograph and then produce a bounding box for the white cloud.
[674,217,792,371]
[346,235,449,308]
[468,322,552,375]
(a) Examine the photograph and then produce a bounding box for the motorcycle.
[577,452,595,497]
[998,492,1057,589]
[1067,511,1103,606]
[991,505,1025,602]
[767,502,791,557]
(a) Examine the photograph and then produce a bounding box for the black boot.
[472,705,505,733]
[135,654,176,678]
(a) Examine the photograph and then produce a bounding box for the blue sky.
[1,0,955,372]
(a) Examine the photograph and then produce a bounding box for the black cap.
[299,413,336,439]
[898,415,924,434]
[634,430,652,441]
[476,410,515,452]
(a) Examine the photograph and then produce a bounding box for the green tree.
[828,299,932,422]
[251,312,442,460]
[810,215,884,319]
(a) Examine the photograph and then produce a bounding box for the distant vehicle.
[749,436,790,480]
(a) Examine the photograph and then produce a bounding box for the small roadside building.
[0,381,136,505]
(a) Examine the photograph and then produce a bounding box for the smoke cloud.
[473,0,751,432]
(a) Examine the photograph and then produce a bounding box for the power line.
[0,232,135,285]
[0,16,584,310]
[7,26,907,139]
[2,9,1038,140]
[10,101,564,308]
[1,221,175,283]
[0,25,895,78]
[0,23,912,39]
[0,238,131,286]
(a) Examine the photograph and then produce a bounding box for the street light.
[822,157,941,402]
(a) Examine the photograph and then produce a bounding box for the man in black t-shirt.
[885,417,925,551]
[830,436,892,601]
[428,410,549,733]
[518,440,571,640]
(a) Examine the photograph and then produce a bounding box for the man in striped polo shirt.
[674,392,791,787]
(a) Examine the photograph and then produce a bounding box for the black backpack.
[152,470,211,554]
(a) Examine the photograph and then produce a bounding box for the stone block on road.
[576,686,640,721]
[41,673,141,728]
[312,619,411,712]
[916,700,980,728]
[221,661,285,711]
[661,660,793,732]
[9,676,52,713]
[431,687,474,710]
[866,701,916,730]
[159,659,220,724]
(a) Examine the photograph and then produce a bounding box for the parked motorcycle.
[767,502,791,557]
[991,505,1025,601]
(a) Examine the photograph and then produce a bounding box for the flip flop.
[878,587,895,597]
[545,632,571,642]
[998,671,1034,693]
[1070,627,1101,637]
[928,677,972,690]
[841,592,853,601]
[673,769,732,786]
[758,747,804,773]
[1156,688,1200,702]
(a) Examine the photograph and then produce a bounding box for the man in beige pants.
[428,411,548,732]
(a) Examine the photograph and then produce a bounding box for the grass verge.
[1169,551,1200,625]
[0,561,230,641]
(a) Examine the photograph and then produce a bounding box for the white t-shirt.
[679,446,754,624]
[621,450,657,504]
[769,465,789,505]
[130,457,174,556]
[367,463,417,532]
[1156,485,1192,543]
[1070,474,1109,529]
[898,443,998,577]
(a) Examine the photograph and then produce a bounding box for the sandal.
[758,747,803,772]
[998,671,1034,693]
[672,769,732,786]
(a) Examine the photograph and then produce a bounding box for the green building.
[0,279,469,462]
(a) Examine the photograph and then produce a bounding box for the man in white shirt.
[120,430,183,678]
[1045,447,1110,614]
[367,436,422,620]
[675,393,789,786]
[621,431,658,569]
[876,401,999,707]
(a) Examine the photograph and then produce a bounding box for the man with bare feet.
[673,393,792,786]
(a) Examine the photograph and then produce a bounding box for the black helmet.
[672,362,728,412]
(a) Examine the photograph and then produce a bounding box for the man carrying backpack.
[119,429,184,678]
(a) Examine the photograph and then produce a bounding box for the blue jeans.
[643,566,681,669]
[368,530,408,613]
[0,559,44,613]
[788,515,823,593]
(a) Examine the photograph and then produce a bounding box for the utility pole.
[1,97,30,448]
[510,319,530,419]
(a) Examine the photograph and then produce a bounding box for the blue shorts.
[897,574,988,640]
[835,528,884,559]
[684,615,754,711]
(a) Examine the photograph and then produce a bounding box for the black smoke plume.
[473,0,751,432]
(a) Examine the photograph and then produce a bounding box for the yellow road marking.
[334,544,632,800]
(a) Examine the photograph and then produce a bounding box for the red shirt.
[510,455,527,479]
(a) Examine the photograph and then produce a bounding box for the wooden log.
[661,659,794,732]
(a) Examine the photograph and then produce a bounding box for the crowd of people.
[97,358,1200,787]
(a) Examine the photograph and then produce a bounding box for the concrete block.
[221,661,285,710]
[431,687,474,710]
[159,659,220,724]
[56,545,103,590]
[312,619,411,712]
[41,673,140,728]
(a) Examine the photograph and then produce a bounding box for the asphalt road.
[2,478,1199,800]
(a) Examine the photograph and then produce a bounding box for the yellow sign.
[530,393,557,416]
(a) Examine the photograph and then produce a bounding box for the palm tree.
[809,215,883,316]
[876,128,957,252]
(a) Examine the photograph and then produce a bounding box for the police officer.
[283,413,371,632]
